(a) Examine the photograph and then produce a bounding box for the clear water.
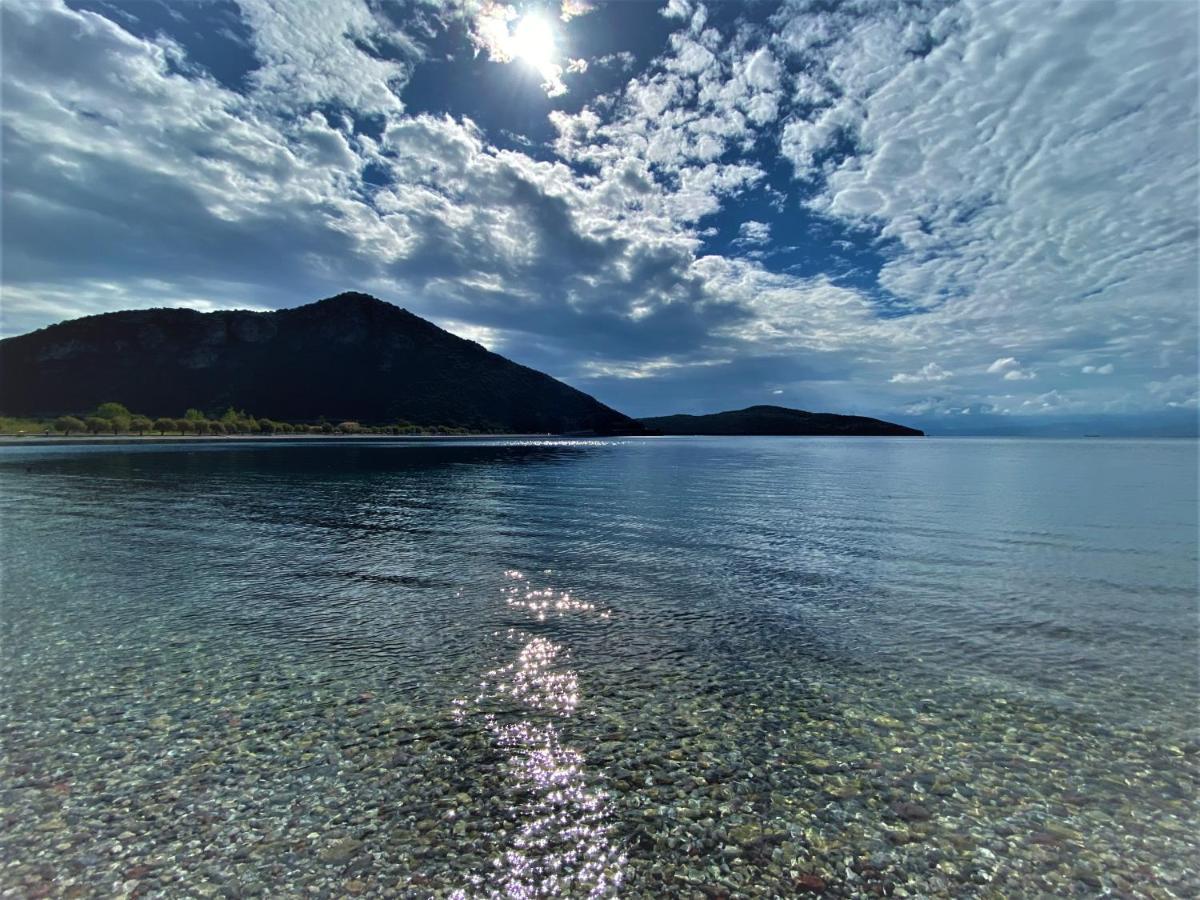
[1,437,1196,898]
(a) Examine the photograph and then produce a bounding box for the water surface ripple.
[0,437,1196,898]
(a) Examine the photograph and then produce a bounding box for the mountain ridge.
[0,292,640,435]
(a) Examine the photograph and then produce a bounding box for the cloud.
[734,220,771,247]
[1148,375,1199,410]
[986,357,1036,381]
[0,0,1195,430]
[237,0,420,113]
[778,0,1196,388]
[559,0,594,22]
[890,362,953,384]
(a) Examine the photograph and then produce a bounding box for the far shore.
[0,432,595,447]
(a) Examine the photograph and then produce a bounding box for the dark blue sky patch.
[68,0,259,92]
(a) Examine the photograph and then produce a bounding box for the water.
[1,437,1196,898]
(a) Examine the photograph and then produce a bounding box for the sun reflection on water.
[450,571,624,899]
[503,570,612,621]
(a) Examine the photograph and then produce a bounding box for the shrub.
[54,416,86,435]
[337,421,361,433]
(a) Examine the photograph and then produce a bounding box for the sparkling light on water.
[452,570,624,898]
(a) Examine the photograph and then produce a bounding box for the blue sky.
[2,0,1197,433]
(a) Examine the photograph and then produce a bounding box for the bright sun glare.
[511,13,556,69]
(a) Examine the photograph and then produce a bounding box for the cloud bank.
[1,0,1195,431]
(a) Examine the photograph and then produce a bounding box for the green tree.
[129,415,153,435]
[85,416,107,435]
[94,402,130,420]
[54,416,85,435]
[184,408,206,422]
[173,418,190,434]
[320,422,333,434]
[258,419,277,434]
[192,419,209,435]
[337,421,361,434]
[92,402,131,434]
[153,417,174,435]
[209,421,226,435]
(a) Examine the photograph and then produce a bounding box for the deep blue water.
[1,437,1196,897]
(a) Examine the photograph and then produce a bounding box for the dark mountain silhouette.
[0,292,641,434]
[638,405,923,436]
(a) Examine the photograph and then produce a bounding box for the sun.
[510,12,556,70]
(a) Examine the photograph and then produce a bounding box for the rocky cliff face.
[0,292,640,434]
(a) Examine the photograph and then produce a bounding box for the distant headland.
[639,405,923,437]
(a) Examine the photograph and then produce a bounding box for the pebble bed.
[2,569,1197,899]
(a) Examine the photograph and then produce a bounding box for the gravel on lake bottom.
[2,575,1197,899]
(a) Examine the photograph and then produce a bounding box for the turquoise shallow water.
[1,437,1197,898]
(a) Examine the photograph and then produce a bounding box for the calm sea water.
[1,437,1196,898]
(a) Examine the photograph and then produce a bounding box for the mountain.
[0,292,640,434]
[638,405,924,436]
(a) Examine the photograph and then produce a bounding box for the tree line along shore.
[1,403,493,437]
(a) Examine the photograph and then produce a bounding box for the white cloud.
[734,220,771,247]
[236,0,419,113]
[890,362,953,384]
[792,2,1194,343]
[1148,375,1199,410]
[986,357,1035,381]
[744,47,781,91]
[1,0,1195,427]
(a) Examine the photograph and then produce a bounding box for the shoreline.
[0,433,581,447]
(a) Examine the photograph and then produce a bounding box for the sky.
[1,0,1197,434]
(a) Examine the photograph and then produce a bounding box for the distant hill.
[0,292,640,434]
[639,405,923,436]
